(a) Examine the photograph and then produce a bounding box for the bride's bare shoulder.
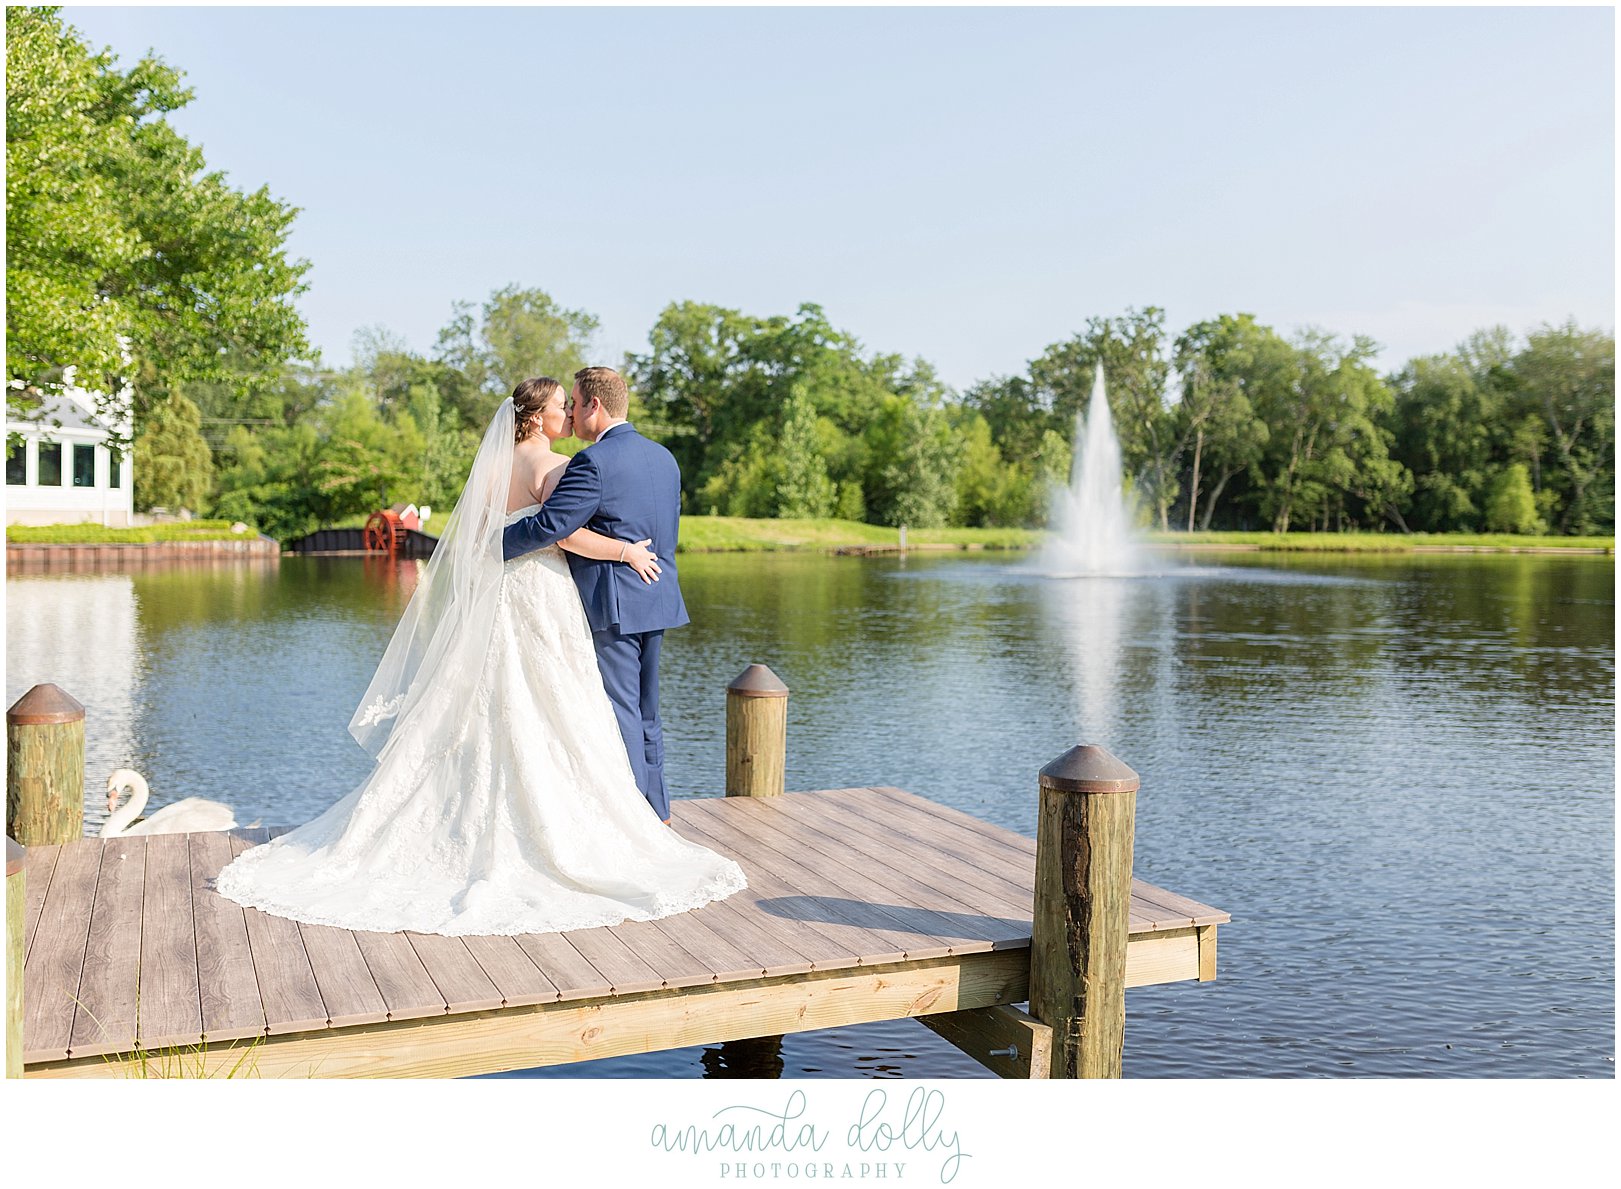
[510,441,568,508]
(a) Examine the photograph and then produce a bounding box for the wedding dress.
[215,400,747,936]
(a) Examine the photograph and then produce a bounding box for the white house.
[5,375,135,527]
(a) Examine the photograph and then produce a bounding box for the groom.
[503,366,688,822]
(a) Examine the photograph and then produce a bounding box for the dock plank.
[231,830,328,1035]
[741,793,1029,953]
[561,926,665,995]
[298,922,390,1027]
[674,811,863,975]
[801,790,1038,921]
[461,935,559,1008]
[511,932,615,1002]
[831,787,1229,930]
[136,833,203,1050]
[70,837,146,1057]
[1126,880,1231,928]
[679,797,946,962]
[864,786,1037,858]
[621,893,770,986]
[22,785,1230,1074]
[405,933,504,1013]
[817,788,1037,902]
[22,843,60,964]
[825,787,1193,933]
[682,798,936,962]
[23,838,102,1062]
[351,931,447,1022]
[189,831,268,1042]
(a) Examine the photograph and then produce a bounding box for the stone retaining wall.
[6,535,281,570]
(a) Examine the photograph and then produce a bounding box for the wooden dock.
[18,786,1227,1079]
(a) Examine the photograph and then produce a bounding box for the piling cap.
[1039,744,1139,794]
[7,683,84,726]
[727,663,790,698]
[6,837,22,878]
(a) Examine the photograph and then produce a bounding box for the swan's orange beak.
[106,786,119,813]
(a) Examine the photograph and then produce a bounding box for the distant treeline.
[143,293,1609,542]
[8,11,1612,543]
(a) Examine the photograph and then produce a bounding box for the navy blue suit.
[502,424,688,820]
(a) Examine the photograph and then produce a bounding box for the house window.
[37,441,63,486]
[109,449,124,489]
[73,442,97,488]
[5,440,24,485]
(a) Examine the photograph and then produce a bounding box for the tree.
[433,286,597,428]
[963,375,1049,464]
[6,6,135,401]
[1507,322,1614,534]
[1483,463,1544,534]
[629,301,953,522]
[1174,315,1277,531]
[6,8,310,440]
[1389,353,1498,531]
[1028,308,1179,529]
[132,389,213,511]
[863,396,961,527]
[774,386,837,519]
[1251,331,1407,532]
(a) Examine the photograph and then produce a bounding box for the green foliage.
[1510,322,1614,535]
[1387,320,1613,537]
[1483,464,1545,534]
[432,285,598,427]
[6,519,251,543]
[133,390,213,511]
[1029,307,1180,529]
[1172,314,1275,530]
[6,7,309,439]
[774,387,838,519]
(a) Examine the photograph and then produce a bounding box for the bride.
[215,379,747,936]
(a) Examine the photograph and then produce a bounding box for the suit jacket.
[501,424,690,636]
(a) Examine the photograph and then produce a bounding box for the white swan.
[101,769,238,837]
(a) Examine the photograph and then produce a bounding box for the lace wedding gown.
[214,506,748,936]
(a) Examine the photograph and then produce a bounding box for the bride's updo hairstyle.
[512,377,565,443]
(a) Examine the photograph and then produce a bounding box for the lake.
[5,548,1613,1077]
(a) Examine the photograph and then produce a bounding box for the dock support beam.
[1029,744,1138,1078]
[725,664,788,798]
[6,837,21,1079]
[917,1002,1053,1078]
[7,684,85,846]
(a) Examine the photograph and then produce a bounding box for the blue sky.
[60,4,1614,389]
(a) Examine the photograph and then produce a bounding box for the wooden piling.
[1029,744,1138,1079]
[6,838,20,1078]
[6,684,85,846]
[725,664,789,798]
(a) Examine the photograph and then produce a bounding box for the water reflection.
[5,575,138,831]
[1041,575,1130,746]
[4,550,1612,1077]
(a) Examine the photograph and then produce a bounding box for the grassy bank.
[678,517,1040,552]
[6,519,258,544]
[678,519,1611,554]
[9,517,1606,554]
[1146,530,1614,553]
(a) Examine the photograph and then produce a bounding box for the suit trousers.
[591,627,669,821]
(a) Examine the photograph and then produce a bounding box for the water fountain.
[1041,366,1142,576]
